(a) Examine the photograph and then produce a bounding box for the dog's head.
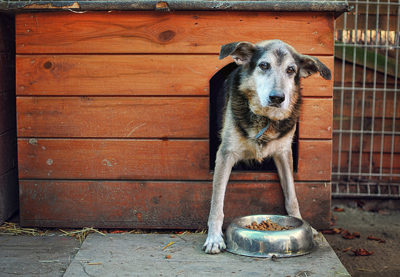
[219,40,331,120]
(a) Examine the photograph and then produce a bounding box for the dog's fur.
[203,40,331,254]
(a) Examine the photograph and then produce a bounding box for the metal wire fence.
[333,0,400,198]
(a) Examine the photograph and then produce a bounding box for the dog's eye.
[287,66,295,74]
[259,62,271,70]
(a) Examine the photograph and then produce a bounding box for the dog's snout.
[269,91,285,105]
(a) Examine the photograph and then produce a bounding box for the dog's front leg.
[273,150,318,235]
[273,150,302,219]
[203,148,236,254]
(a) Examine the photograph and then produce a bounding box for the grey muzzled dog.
[203,40,331,254]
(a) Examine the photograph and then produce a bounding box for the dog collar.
[255,118,271,139]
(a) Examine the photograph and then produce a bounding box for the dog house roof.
[1,0,350,17]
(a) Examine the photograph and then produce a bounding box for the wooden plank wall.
[0,14,18,225]
[16,11,334,229]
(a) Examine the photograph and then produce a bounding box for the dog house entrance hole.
[209,62,299,172]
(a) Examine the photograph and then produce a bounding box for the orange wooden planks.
[15,10,335,229]
[16,11,334,55]
[17,97,209,138]
[16,55,226,96]
[299,98,333,139]
[18,139,210,180]
[18,138,331,181]
[19,180,331,229]
[17,97,332,140]
[297,139,332,180]
[16,55,333,97]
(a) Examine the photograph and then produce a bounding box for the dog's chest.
[240,126,293,162]
[241,133,279,162]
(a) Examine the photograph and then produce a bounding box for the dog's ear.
[219,41,257,65]
[298,55,332,80]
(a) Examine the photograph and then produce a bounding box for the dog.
[203,40,331,254]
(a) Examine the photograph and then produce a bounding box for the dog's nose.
[269,91,285,105]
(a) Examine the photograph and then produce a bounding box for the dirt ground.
[324,200,400,277]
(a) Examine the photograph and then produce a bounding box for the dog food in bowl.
[245,219,295,231]
[226,215,319,257]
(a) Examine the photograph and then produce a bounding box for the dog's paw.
[203,234,226,254]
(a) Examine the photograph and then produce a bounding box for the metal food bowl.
[225,215,318,258]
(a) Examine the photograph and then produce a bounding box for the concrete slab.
[64,234,349,277]
[0,235,80,277]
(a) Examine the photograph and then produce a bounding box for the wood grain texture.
[0,130,17,175]
[17,97,209,138]
[18,139,210,180]
[19,180,331,229]
[17,97,331,140]
[297,139,332,181]
[16,55,333,97]
[16,55,226,96]
[16,11,334,55]
[18,138,331,181]
[14,10,334,229]
[299,98,333,139]
[0,91,16,135]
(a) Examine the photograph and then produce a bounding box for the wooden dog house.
[8,1,349,229]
